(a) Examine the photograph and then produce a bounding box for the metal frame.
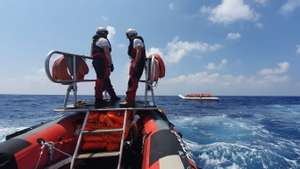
[45,50,95,108]
[54,107,160,112]
[45,50,160,108]
[117,110,127,169]
[142,56,157,106]
[69,110,128,169]
[69,110,90,169]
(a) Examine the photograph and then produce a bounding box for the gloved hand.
[111,64,114,72]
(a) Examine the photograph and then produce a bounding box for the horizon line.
[0,93,300,97]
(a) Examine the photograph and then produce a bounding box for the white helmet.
[126,28,138,37]
[96,27,108,35]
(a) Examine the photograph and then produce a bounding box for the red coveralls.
[125,37,146,103]
[92,37,117,101]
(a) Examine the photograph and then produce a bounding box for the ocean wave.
[171,115,270,139]
[175,114,300,169]
[0,127,27,142]
[185,140,299,169]
[1,95,300,168]
[186,140,256,169]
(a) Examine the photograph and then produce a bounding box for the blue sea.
[1,95,300,169]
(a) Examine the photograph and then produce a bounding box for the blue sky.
[0,0,300,96]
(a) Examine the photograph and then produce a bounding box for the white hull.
[178,94,219,101]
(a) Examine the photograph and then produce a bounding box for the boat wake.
[186,140,300,169]
[171,114,300,169]
[0,127,27,142]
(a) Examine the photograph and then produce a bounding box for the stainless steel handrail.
[45,50,95,84]
[45,50,96,108]
[143,56,157,106]
[45,50,160,108]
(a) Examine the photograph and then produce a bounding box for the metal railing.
[45,50,159,108]
[45,50,96,108]
[142,57,157,106]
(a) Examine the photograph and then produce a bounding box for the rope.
[33,140,72,169]
[34,145,46,169]
[52,146,72,157]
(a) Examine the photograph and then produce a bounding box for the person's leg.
[93,58,107,107]
[120,60,139,107]
[125,77,138,105]
[95,78,104,101]
[104,78,120,102]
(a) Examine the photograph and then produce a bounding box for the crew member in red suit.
[121,28,146,107]
[91,27,120,107]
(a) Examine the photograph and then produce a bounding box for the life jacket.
[82,111,133,151]
[128,36,146,79]
[52,55,89,81]
[91,35,112,59]
[127,36,145,59]
[91,35,112,78]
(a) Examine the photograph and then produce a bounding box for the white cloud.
[148,37,221,64]
[255,22,264,29]
[200,6,212,14]
[158,71,289,95]
[255,0,269,5]
[101,16,109,21]
[0,58,97,95]
[226,32,241,40]
[117,43,126,49]
[106,25,116,40]
[259,62,289,76]
[206,59,227,70]
[158,62,291,95]
[169,3,175,10]
[0,68,63,94]
[165,37,222,63]
[147,47,163,56]
[0,62,294,96]
[280,0,300,14]
[296,45,300,55]
[205,0,258,24]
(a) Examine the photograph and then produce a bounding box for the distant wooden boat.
[178,94,220,101]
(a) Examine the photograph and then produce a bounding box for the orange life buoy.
[149,53,166,81]
[52,55,89,81]
[153,54,165,78]
[76,57,89,80]
[52,56,72,81]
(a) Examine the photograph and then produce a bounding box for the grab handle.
[45,50,95,108]
[45,50,95,84]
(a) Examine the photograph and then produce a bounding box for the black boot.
[119,100,135,107]
[111,96,121,104]
[95,98,109,108]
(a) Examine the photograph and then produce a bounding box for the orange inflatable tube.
[141,113,198,169]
